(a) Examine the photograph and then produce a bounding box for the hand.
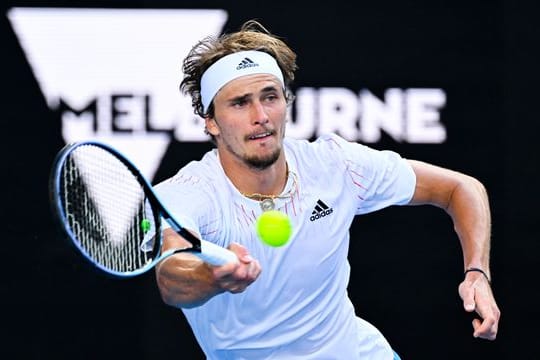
[211,243,261,294]
[458,271,501,340]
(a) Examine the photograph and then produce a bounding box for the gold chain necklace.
[241,171,298,211]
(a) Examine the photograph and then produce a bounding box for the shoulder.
[284,133,377,164]
[285,134,412,179]
[154,149,222,193]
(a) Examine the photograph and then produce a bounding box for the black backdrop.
[2,1,539,359]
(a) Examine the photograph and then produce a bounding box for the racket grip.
[197,239,238,266]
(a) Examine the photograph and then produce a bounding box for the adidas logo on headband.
[236,57,259,70]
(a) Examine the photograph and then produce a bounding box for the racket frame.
[49,141,222,278]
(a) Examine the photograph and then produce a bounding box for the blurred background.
[2,1,538,359]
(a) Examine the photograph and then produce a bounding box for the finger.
[219,280,241,293]
[212,261,240,279]
[247,260,262,280]
[472,317,498,340]
[472,290,500,337]
[221,262,252,282]
[228,284,247,294]
[471,299,499,339]
[472,302,500,340]
[234,259,262,282]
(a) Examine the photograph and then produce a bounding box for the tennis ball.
[256,210,292,247]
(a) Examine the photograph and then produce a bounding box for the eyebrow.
[227,85,281,104]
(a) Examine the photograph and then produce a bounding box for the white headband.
[200,50,285,112]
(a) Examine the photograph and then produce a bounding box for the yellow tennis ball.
[256,210,292,247]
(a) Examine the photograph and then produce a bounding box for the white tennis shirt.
[153,133,416,359]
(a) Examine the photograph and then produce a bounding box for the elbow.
[410,160,488,211]
[456,173,488,199]
[446,172,489,215]
[156,273,198,309]
[470,175,488,195]
[156,271,181,308]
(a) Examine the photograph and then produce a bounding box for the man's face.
[206,73,288,170]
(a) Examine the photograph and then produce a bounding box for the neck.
[218,149,288,197]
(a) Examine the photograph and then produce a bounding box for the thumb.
[459,282,476,312]
[228,243,253,263]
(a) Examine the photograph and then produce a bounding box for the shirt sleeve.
[317,133,416,215]
[140,169,216,251]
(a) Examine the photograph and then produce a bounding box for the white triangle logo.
[8,8,228,180]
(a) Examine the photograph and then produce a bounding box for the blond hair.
[180,20,298,118]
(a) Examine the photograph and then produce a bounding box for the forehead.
[218,74,283,97]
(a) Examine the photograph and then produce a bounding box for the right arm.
[155,228,261,308]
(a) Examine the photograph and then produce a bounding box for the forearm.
[408,161,499,340]
[408,160,492,275]
[446,175,492,275]
[156,253,223,308]
[450,176,500,340]
[156,229,260,308]
[156,228,224,308]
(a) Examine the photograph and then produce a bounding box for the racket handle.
[197,239,239,266]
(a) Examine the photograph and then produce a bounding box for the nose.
[251,100,269,125]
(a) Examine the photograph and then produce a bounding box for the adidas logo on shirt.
[310,199,334,222]
[236,57,259,70]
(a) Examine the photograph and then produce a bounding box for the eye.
[231,98,247,107]
[263,93,279,102]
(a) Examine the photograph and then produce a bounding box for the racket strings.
[61,145,155,273]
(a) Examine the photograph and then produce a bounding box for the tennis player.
[152,20,500,359]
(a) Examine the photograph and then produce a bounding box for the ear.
[205,117,220,137]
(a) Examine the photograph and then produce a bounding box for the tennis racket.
[49,141,238,278]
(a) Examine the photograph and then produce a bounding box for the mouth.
[247,131,274,141]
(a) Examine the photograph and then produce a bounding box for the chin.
[245,149,281,170]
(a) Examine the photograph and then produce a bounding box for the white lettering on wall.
[289,87,446,143]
